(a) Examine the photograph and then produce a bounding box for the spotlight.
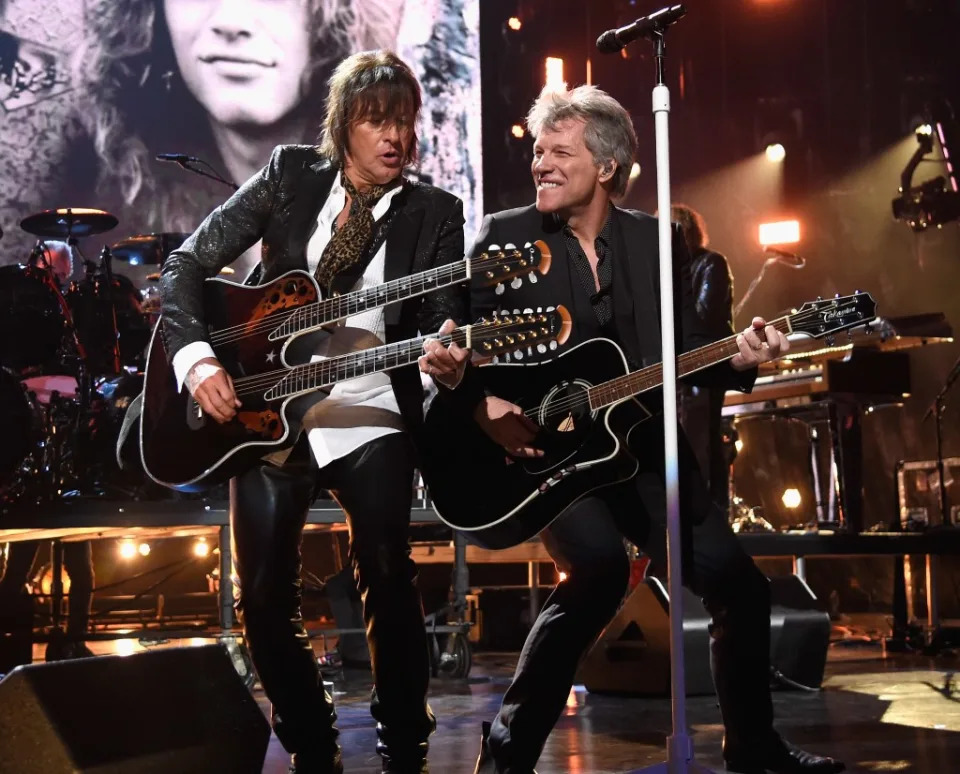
[118,541,137,560]
[138,542,151,557]
[544,57,565,92]
[765,143,786,162]
[558,571,568,582]
[507,16,522,31]
[510,123,525,139]
[193,538,211,558]
[781,488,802,509]
[916,124,933,137]
[758,219,801,246]
[735,438,744,453]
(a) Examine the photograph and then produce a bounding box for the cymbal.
[110,232,189,266]
[20,208,119,239]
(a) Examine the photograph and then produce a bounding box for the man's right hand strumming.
[187,357,242,423]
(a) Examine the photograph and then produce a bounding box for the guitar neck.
[588,316,793,409]
[263,327,474,401]
[271,260,471,340]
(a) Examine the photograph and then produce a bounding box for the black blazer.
[160,144,468,431]
[461,204,755,405]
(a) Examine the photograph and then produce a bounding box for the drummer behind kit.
[0,208,187,507]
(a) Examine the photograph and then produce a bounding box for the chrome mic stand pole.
[627,12,718,774]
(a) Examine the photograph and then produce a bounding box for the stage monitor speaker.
[576,574,830,697]
[0,644,271,774]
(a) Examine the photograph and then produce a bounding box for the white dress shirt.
[172,174,436,469]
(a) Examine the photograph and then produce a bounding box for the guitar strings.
[227,318,557,398]
[197,252,525,346]
[517,304,859,421]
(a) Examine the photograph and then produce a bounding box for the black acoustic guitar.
[421,293,877,549]
[140,241,551,490]
[141,305,572,491]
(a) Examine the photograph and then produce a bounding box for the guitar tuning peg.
[491,355,500,365]
[523,307,534,314]
[504,242,516,250]
[510,277,522,290]
[488,243,501,251]
[536,306,543,313]
[495,283,505,296]
[527,346,534,356]
[513,308,521,314]
[546,305,555,312]
[537,343,547,354]
[549,341,558,350]
[524,241,531,248]
[527,272,538,284]
[834,293,840,299]
[816,296,822,301]
[513,349,524,360]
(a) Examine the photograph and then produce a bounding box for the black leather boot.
[288,746,344,774]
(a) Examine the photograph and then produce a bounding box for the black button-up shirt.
[562,208,616,327]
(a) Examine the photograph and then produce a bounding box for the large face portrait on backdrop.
[0,0,481,278]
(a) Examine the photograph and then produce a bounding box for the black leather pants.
[230,432,434,762]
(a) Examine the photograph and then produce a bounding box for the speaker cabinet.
[576,574,830,696]
[0,644,271,773]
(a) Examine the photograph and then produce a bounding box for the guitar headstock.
[790,292,878,339]
[470,305,572,361]
[472,240,552,292]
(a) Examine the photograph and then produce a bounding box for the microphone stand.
[629,21,718,774]
[181,158,239,191]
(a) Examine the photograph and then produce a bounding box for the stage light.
[545,57,565,92]
[507,16,522,31]
[558,571,568,582]
[735,438,744,453]
[193,538,211,558]
[781,488,802,509]
[138,542,151,557]
[758,219,800,246]
[765,143,786,163]
[119,541,137,560]
[629,162,641,180]
[916,124,933,137]
[510,123,525,139]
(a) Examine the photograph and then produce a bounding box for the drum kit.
[0,207,188,505]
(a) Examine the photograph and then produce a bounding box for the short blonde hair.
[526,85,637,196]
[318,50,422,168]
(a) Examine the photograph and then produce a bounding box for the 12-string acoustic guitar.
[142,301,572,491]
[421,293,877,549]
[140,241,552,490]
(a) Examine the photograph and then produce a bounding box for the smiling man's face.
[164,0,311,128]
[531,118,607,217]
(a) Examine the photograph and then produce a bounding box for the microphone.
[155,153,198,163]
[764,246,806,268]
[596,4,687,54]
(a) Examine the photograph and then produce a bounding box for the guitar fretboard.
[587,316,793,409]
[264,328,474,401]
[270,260,471,340]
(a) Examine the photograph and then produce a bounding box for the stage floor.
[34,623,960,774]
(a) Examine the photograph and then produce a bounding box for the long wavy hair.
[72,0,402,231]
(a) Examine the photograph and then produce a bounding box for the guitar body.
[422,339,652,549]
[140,271,320,491]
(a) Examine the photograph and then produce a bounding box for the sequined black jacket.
[160,144,468,432]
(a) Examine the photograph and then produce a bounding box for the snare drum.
[65,273,152,375]
[0,264,66,370]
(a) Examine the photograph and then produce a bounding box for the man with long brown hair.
[160,50,469,774]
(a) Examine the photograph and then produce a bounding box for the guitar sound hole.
[539,380,594,438]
